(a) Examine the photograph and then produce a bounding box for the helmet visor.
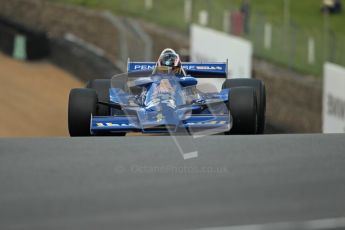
[160,53,178,67]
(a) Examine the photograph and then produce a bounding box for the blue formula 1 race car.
[68,49,266,136]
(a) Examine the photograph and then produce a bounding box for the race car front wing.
[90,114,231,135]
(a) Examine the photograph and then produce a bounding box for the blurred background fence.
[55,0,345,77]
[246,12,345,77]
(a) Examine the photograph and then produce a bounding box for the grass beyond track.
[52,0,345,76]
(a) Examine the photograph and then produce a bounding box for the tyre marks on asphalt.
[196,217,345,230]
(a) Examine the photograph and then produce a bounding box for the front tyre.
[86,79,126,136]
[222,79,266,134]
[68,88,97,137]
[226,87,258,135]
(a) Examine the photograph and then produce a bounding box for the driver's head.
[157,48,181,68]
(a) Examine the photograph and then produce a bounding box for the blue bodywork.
[90,62,232,135]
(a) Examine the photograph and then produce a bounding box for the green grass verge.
[50,0,345,76]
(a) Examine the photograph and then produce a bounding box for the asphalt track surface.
[1,134,345,230]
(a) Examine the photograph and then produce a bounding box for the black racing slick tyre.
[226,87,258,135]
[222,79,266,134]
[86,79,126,136]
[86,79,111,116]
[68,88,97,137]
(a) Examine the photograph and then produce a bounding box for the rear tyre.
[68,88,97,137]
[226,87,258,135]
[222,79,266,134]
[86,79,126,136]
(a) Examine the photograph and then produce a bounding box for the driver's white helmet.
[157,48,181,68]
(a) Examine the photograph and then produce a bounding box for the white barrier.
[323,62,345,133]
[190,24,253,79]
[145,0,153,10]
[198,10,209,26]
[264,23,272,50]
[184,0,192,23]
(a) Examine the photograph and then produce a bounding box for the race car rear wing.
[127,61,228,79]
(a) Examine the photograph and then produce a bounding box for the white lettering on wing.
[133,65,155,70]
